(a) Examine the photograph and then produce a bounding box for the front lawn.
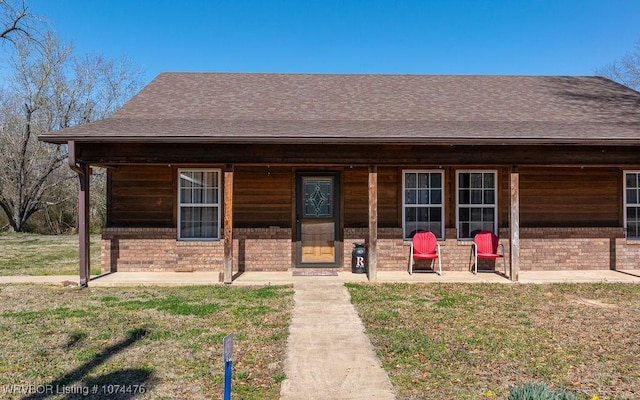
[0,233,101,276]
[0,284,293,399]
[347,282,640,400]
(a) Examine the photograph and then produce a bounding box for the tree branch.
[0,0,31,44]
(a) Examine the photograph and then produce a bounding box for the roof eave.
[38,134,640,147]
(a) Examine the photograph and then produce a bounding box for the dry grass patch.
[347,282,640,400]
[0,284,293,399]
[0,233,101,276]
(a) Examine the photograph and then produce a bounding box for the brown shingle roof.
[39,73,640,145]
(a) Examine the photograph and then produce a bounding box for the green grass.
[0,233,102,276]
[0,284,294,399]
[347,282,640,400]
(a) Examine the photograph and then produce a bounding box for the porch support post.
[368,165,378,281]
[68,141,91,287]
[223,164,234,284]
[510,166,520,282]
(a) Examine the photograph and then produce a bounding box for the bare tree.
[1,0,35,45]
[597,41,640,91]
[0,34,142,232]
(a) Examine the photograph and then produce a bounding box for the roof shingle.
[40,73,640,145]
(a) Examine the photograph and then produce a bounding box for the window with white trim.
[178,169,221,240]
[456,170,497,239]
[402,170,444,240]
[625,171,640,240]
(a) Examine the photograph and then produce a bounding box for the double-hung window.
[402,170,444,240]
[456,170,497,239]
[178,169,221,240]
[625,171,640,240]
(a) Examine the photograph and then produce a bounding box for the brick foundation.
[103,226,637,273]
[234,228,292,272]
[519,227,625,270]
[102,227,291,273]
[343,226,635,272]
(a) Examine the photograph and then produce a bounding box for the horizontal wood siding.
[379,167,400,227]
[234,166,292,228]
[499,167,510,228]
[108,166,174,227]
[343,167,398,228]
[106,164,623,232]
[343,168,367,227]
[520,167,620,227]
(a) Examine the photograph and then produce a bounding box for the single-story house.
[39,73,640,286]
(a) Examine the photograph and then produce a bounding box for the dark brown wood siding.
[343,167,399,228]
[499,167,510,228]
[108,165,174,227]
[233,166,292,228]
[106,164,623,231]
[519,167,620,227]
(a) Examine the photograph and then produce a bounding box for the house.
[39,73,640,286]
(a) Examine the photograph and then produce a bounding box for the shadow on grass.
[23,328,155,400]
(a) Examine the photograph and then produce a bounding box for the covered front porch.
[66,142,640,286]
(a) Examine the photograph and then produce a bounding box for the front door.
[296,173,339,266]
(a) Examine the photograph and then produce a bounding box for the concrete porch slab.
[0,269,638,287]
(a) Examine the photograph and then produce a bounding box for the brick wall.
[616,238,640,270]
[343,227,506,272]
[102,227,291,273]
[343,227,633,272]
[235,228,292,272]
[344,228,408,271]
[519,227,624,270]
[103,226,636,273]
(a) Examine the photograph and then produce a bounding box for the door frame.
[295,171,341,267]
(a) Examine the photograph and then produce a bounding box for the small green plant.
[506,382,578,400]
[66,330,88,348]
[434,291,473,307]
[273,372,286,383]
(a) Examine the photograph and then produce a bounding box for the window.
[178,169,221,240]
[625,171,640,240]
[402,170,444,240]
[456,170,497,239]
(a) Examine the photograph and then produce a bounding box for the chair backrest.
[412,231,438,256]
[473,231,499,254]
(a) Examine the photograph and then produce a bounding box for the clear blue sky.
[28,0,640,85]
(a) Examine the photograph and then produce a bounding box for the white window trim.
[455,169,498,240]
[402,169,445,240]
[624,170,640,240]
[178,168,221,241]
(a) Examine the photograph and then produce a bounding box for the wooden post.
[78,164,91,287]
[68,141,91,287]
[223,165,234,284]
[510,167,520,282]
[368,165,378,281]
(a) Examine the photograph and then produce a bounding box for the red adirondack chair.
[409,231,442,275]
[471,230,506,275]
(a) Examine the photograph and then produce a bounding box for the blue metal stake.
[223,360,232,400]
[223,333,234,400]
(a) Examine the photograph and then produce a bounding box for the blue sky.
[26,0,640,85]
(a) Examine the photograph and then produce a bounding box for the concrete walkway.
[1,269,638,286]
[279,281,396,400]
